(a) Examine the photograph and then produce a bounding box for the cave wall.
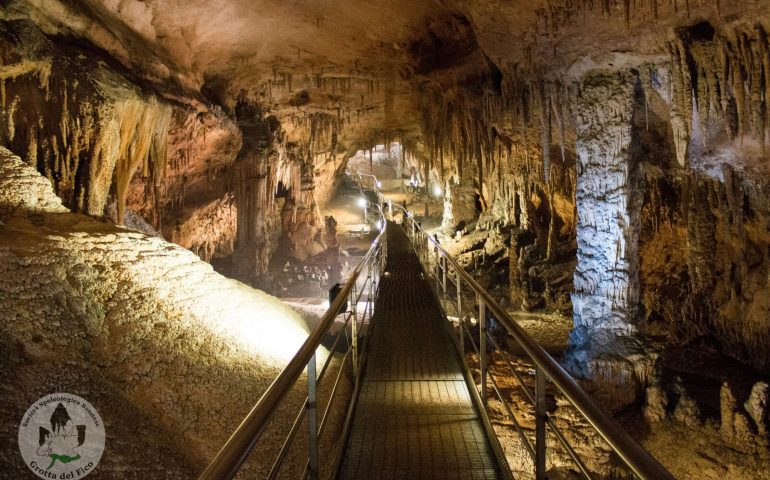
[0,147,320,477]
[0,17,373,291]
[2,0,769,378]
[407,9,770,380]
[0,19,172,218]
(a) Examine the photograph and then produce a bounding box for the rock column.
[441,179,478,235]
[566,71,649,407]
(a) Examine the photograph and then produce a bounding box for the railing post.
[307,353,319,480]
[535,366,547,480]
[442,257,447,301]
[435,241,440,293]
[457,271,463,352]
[368,262,375,322]
[479,296,487,409]
[351,285,358,373]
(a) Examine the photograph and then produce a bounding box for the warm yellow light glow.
[200,279,313,362]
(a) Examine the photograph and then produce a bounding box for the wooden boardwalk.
[339,222,501,480]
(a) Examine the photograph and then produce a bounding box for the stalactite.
[113,100,173,224]
[539,81,552,183]
[664,23,770,159]
[546,187,558,262]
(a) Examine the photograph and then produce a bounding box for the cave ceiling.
[4,0,768,150]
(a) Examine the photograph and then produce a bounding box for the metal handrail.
[389,202,673,480]
[198,200,387,480]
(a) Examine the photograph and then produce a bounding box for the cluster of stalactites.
[262,67,385,99]
[256,66,389,130]
[113,99,173,224]
[669,24,770,166]
[416,73,574,198]
[534,0,715,36]
[0,52,174,223]
[288,110,342,161]
[232,106,337,243]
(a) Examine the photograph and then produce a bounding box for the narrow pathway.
[339,222,501,480]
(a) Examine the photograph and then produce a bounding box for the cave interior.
[1,0,770,479]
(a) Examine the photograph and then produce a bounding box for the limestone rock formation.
[0,147,318,477]
[745,382,769,437]
[1,0,770,476]
[442,181,478,235]
[0,146,67,218]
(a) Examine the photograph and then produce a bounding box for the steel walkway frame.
[197,173,674,480]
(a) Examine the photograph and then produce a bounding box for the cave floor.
[340,222,502,479]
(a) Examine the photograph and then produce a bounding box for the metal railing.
[392,207,673,480]
[354,170,672,480]
[199,169,672,480]
[198,202,387,480]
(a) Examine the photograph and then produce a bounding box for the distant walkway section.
[339,222,501,480]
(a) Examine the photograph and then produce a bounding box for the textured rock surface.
[570,71,642,338]
[0,147,319,477]
[442,180,478,235]
[561,71,652,408]
[0,146,67,218]
[1,0,770,476]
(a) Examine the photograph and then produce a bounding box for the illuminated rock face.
[0,147,314,477]
[571,72,641,335]
[0,145,68,217]
[564,71,649,407]
[442,181,478,235]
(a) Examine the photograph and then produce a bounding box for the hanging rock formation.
[1,0,770,476]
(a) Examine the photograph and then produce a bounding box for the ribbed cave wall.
[406,14,770,385]
[1,0,769,389]
[0,18,371,291]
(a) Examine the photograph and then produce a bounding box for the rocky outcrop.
[0,145,67,218]
[0,147,318,477]
[442,180,478,235]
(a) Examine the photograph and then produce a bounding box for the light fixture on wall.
[433,185,442,197]
[357,197,367,208]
